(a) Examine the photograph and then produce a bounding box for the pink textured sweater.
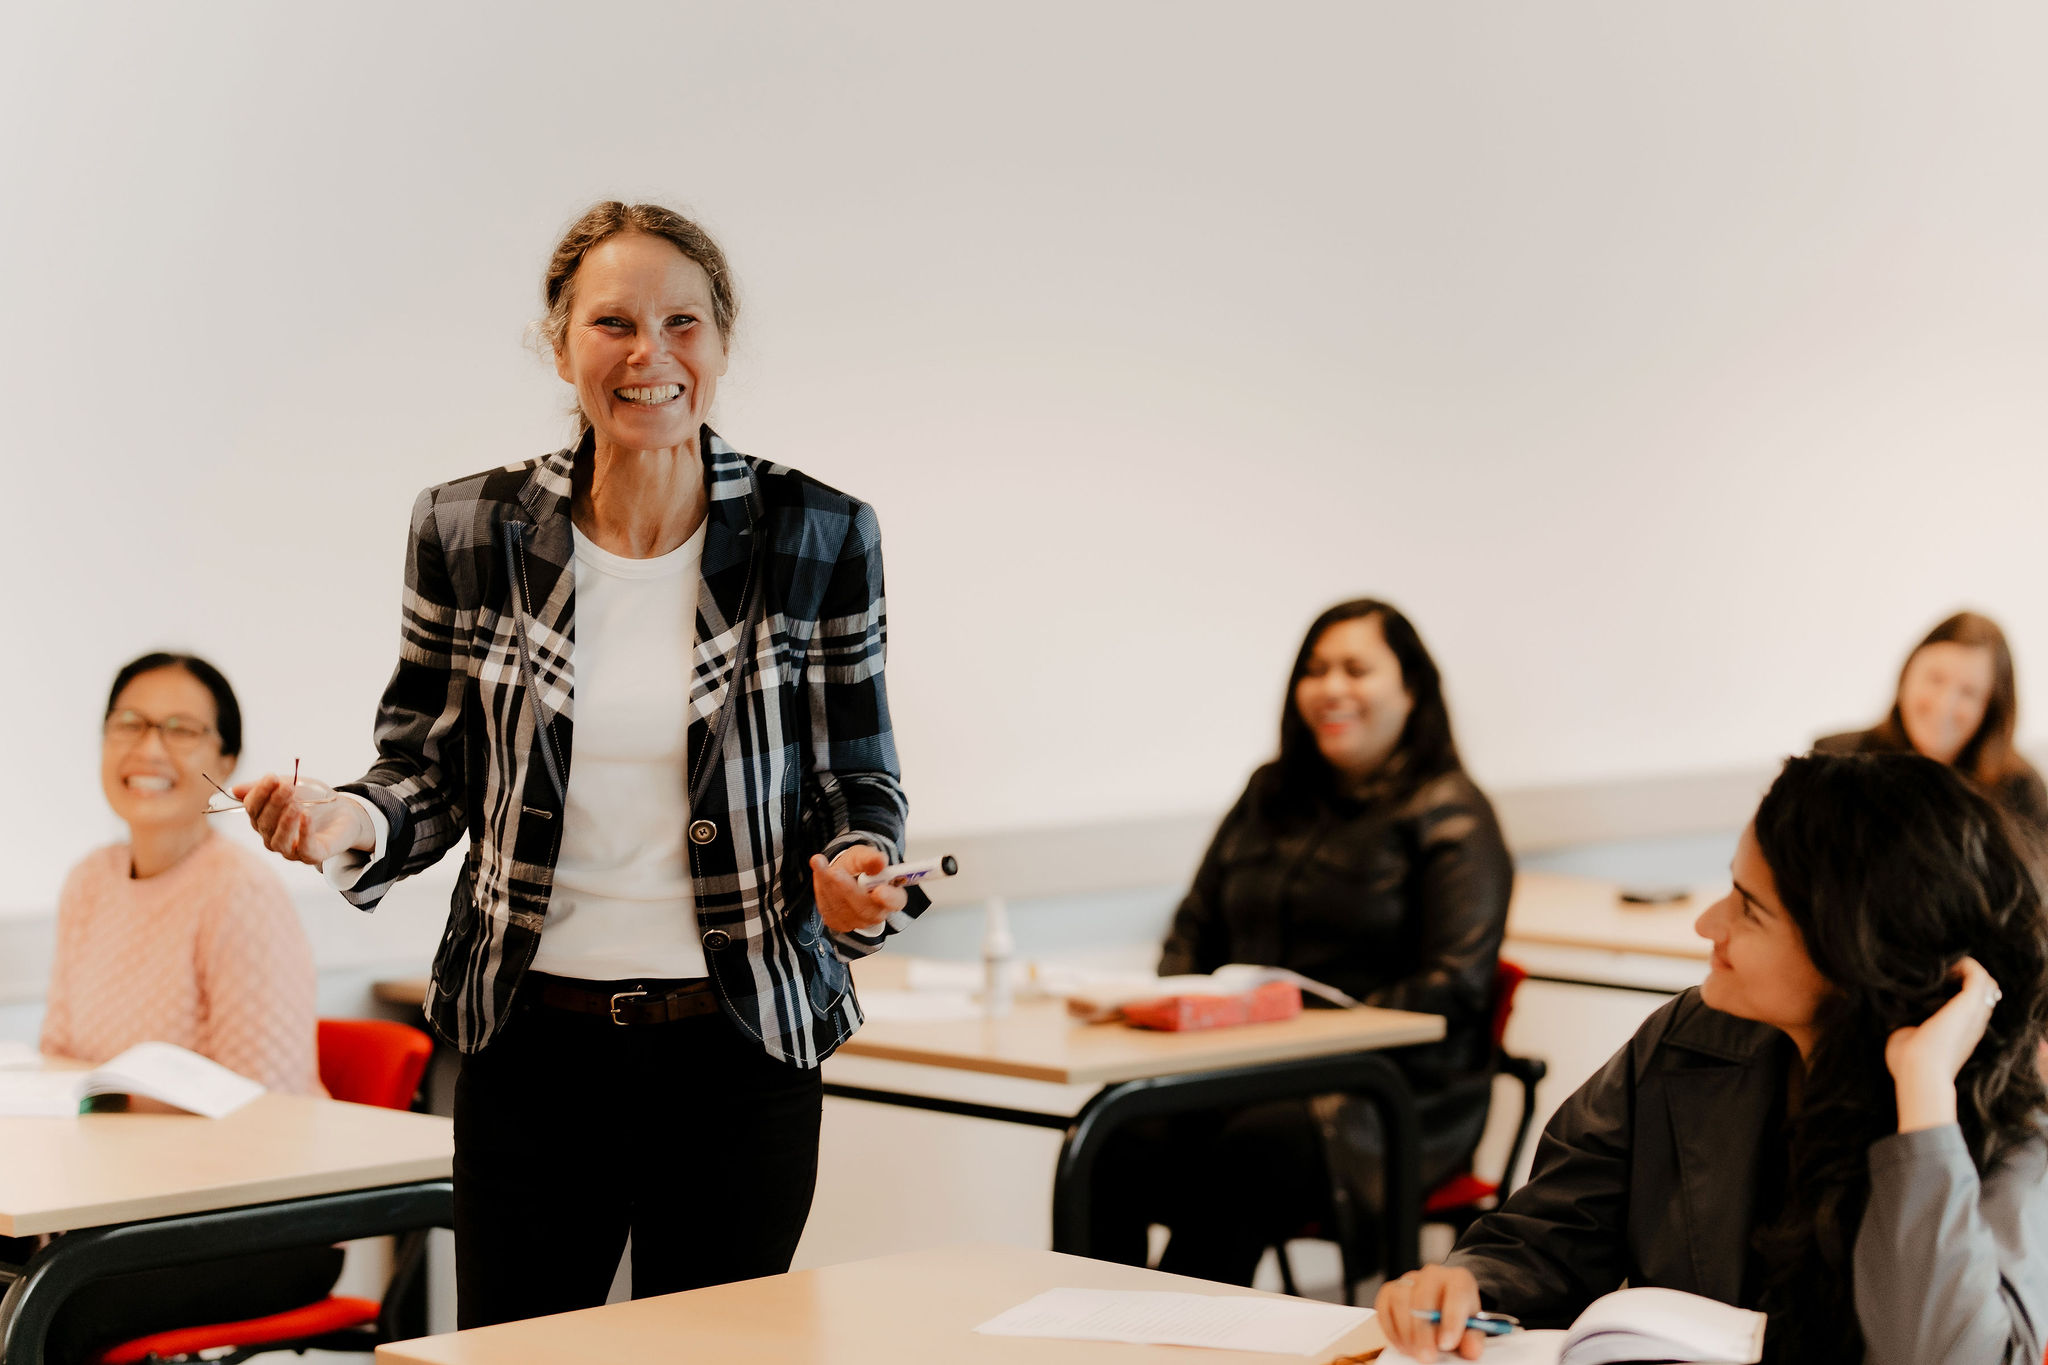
[39,832,322,1095]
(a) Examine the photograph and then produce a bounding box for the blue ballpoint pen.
[1409,1309,1522,1337]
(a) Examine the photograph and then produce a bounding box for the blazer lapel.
[689,428,761,733]
[509,439,580,728]
[1659,1020,1787,1303]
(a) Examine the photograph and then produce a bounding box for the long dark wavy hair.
[1868,610,2028,790]
[1750,752,2048,1362]
[1263,599,1462,820]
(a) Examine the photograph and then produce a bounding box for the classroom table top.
[0,1090,453,1237]
[374,965,1444,1086]
[376,1241,1387,1365]
[1505,869,1719,962]
[840,982,1443,1085]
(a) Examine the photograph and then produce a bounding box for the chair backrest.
[1489,959,1529,1050]
[317,1018,434,1110]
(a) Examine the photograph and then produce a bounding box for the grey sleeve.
[1855,1124,2048,1365]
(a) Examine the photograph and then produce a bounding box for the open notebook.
[1381,1288,1764,1365]
[0,1042,264,1119]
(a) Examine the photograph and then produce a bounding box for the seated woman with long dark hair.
[1094,598,1513,1285]
[1377,751,2048,1365]
[1816,610,2048,832]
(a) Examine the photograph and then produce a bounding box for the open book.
[0,1042,265,1119]
[1380,1287,1764,1365]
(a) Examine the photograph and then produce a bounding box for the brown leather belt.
[527,972,720,1026]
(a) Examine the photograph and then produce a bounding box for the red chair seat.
[1423,1172,1499,1214]
[94,1295,379,1364]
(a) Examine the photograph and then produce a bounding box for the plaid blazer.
[337,429,922,1064]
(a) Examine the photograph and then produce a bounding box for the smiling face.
[1898,641,1995,767]
[1294,615,1414,782]
[552,232,728,457]
[1696,823,1834,1049]
[100,666,229,834]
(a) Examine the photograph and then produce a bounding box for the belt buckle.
[608,989,647,1025]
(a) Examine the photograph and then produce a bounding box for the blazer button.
[702,928,732,952]
[689,819,718,845]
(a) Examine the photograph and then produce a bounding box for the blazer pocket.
[806,940,852,1017]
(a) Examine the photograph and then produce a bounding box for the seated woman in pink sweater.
[25,653,335,1365]
[41,652,321,1091]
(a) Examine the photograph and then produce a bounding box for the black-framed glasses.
[103,709,216,752]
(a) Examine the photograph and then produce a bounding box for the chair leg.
[378,1229,431,1342]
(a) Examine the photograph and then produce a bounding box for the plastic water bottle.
[982,897,1014,1018]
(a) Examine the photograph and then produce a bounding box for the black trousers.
[452,986,824,1329]
[1090,1088,1488,1287]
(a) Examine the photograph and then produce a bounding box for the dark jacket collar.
[1654,998,1792,1303]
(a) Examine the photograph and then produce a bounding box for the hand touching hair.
[1751,752,2048,1362]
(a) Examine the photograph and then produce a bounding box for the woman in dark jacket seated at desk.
[1815,610,2048,833]
[1378,751,2048,1365]
[1094,598,1513,1286]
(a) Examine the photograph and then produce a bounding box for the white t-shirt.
[526,520,709,980]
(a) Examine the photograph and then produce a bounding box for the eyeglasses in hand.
[201,763,340,817]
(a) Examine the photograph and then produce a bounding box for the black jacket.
[1814,728,2048,833]
[1449,990,2048,1365]
[1450,990,1794,1320]
[1159,763,1513,1086]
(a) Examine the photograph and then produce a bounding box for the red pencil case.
[1120,980,1303,1031]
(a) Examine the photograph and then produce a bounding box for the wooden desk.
[0,1093,453,1364]
[1503,871,1718,995]
[372,964,1443,1279]
[840,990,1444,1084]
[369,968,1447,1085]
[0,1093,450,1238]
[1507,870,1717,961]
[375,977,431,1009]
[377,1242,1387,1365]
[821,961,1442,1280]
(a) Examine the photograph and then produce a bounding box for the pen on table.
[1410,1309,1521,1337]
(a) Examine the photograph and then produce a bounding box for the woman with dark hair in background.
[20,652,328,1364]
[1094,599,1513,1286]
[1379,751,2048,1365]
[1816,610,2048,832]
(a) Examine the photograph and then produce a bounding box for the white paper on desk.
[855,989,985,1022]
[975,1288,1371,1354]
[0,1041,42,1070]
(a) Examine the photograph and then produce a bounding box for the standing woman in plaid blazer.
[236,202,927,1326]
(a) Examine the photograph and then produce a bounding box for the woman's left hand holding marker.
[810,845,907,934]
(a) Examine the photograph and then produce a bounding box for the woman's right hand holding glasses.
[233,774,375,866]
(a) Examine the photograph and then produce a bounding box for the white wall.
[7,2,2048,911]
